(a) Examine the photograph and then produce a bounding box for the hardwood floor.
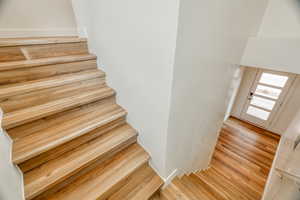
[0,37,163,200]
[160,117,280,200]
[1,37,281,199]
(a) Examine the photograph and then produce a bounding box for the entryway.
[159,117,280,200]
[240,69,295,129]
[231,67,300,135]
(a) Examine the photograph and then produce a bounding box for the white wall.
[242,0,300,74]
[258,0,300,38]
[0,0,78,37]
[241,37,300,75]
[263,107,300,200]
[72,0,179,178]
[165,0,269,175]
[0,109,23,200]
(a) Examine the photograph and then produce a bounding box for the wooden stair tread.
[180,175,212,200]
[24,124,138,200]
[225,117,280,141]
[172,177,200,199]
[188,174,221,200]
[161,182,190,200]
[213,148,266,188]
[1,37,162,200]
[42,144,150,200]
[108,164,163,200]
[0,78,106,113]
[215,141,269,176]
[196,169,250,200]
[2,85,115,129]
[0,37,87,47]
[149,193,161,200]
[207,167,259,200]
[11,101,127,164]
[0,54,96,72]
[211,159,263,199]
[0,69,105,99]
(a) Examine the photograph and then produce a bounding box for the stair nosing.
[3,86,115,129]
[12,104,127,164]
[0,54,97,71]
[24,124,138,200]
[115,167,163,200]
[0,37,87,47]
[0,69,105,99]
[207,168,258,200]
[45,144,150,200]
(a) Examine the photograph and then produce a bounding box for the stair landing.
[160,117,280,200]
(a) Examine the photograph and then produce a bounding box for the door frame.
[240,69,296,129]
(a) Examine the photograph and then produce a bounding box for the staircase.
[0,37,163,200]
[159,117,280,200]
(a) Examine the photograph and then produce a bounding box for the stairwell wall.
[72,0,180,179]
[165,0,270,175]
[0,0,78,37]
[241,0,300,74]
[0,109,24,200]
[72,0,270,180]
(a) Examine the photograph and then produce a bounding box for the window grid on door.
[246,72,289,121]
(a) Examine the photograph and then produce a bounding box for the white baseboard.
[162,169,180,188]
[0,28,79,38]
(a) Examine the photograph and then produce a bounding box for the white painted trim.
[77,27,88,38]
[162,169,180,188]
[0,29,79,38]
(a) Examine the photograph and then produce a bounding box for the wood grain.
[108,164,163,200]
[0,37,87,47]
[40,144,150,200]
[1,37,162,200]
[0,69,105,99]
[160,117,280,200]
[3,86,115,129]
[0,59,97,85]
[12,103,127,164]
[25,124,138,200]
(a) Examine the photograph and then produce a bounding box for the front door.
[241,69,296,128]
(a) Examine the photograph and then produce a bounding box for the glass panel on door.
[255,85,282,100]
[241,69,294,128]
[259,73,289,87]
[246,106,270,120]
[250,96,276,110]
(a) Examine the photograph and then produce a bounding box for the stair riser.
[0,54,96,72]
[0,42,89,62]
[108,163,154,200]
[0,70,105,99]
[19,117,127,173]
[0,60,98,85]
[13,105,127,164]
[31,137,138,200]
[7,97,117,141]
[96,156,149,200]
[0,78,106,113]
[3,89,116,130]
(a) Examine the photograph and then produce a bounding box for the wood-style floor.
[159,117,280,200]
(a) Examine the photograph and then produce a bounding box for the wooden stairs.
[158,117,280,200]
[0,37,163,200]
